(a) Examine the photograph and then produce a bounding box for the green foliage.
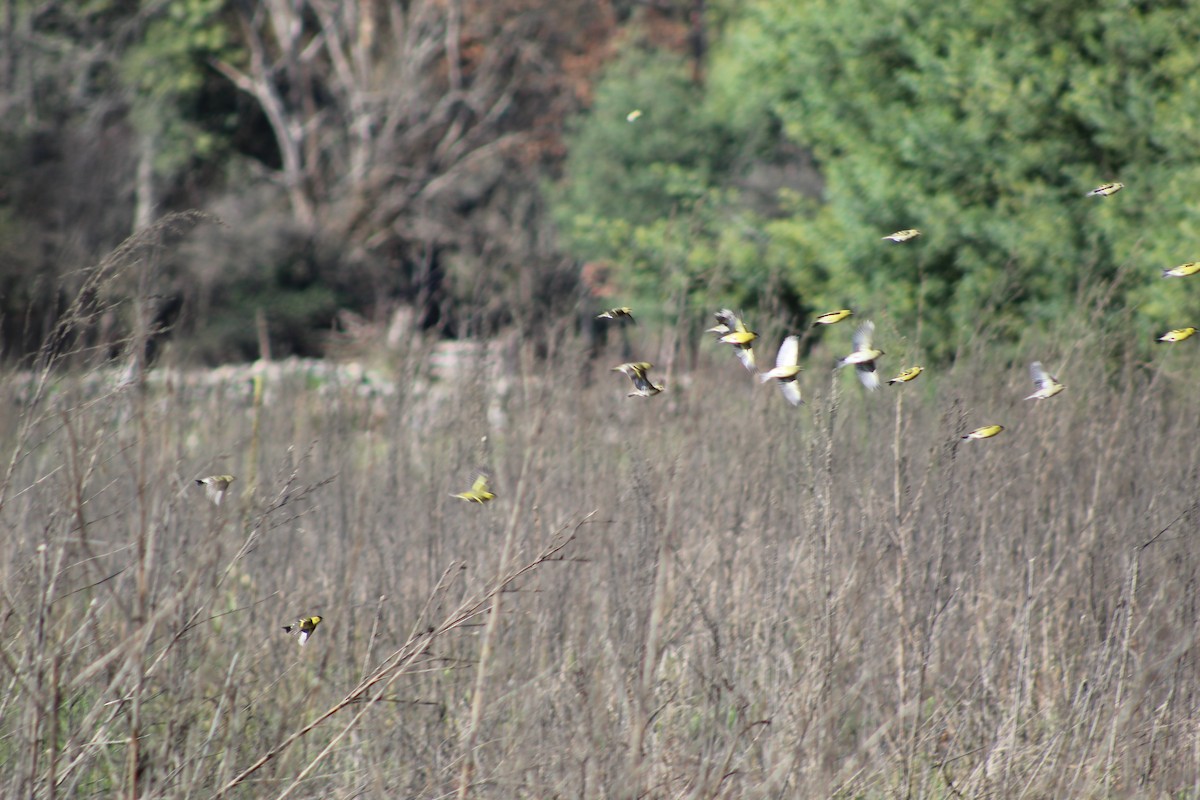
[559,0,1200,360]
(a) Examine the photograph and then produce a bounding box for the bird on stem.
[612,361,663,397]
[1025,362,1065,400]
[837,320,884,390]
[759,335,803,406]
[282,615,323,646]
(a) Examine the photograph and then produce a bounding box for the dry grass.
[3,234,1200,798]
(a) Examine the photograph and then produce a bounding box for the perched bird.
[837,320,884,390]
[1087,182,1123,197]
[812,309,853,326]
[452,474,496,503]
[596,307,636,323]
[612,361,663,397]
[195,475,234,506]
[962,425,1004,440]
[1026,362,1065,400]
[759,335,803,406]
[882,229,921,242]
[282,615,323,646]
[887,366,923,385]
[1157,327,1197,343]
[626,109,642,122]
[1163,262,1200,279]
[711,309,757,370]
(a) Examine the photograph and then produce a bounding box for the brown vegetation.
[3,235,1200,798]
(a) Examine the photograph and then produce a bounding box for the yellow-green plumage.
[596,307,636,322]
[962,425,1004,440]
[887,366,923,385]
[711,309,757,370]
[1087,182,1123,197]
[882,229,921,242]
[452,474,496,503]
[283,615,323,646]
[613,362,663,397]
[812,309,852,326]
[1025,362,1064,400]
[837,320,884,390]
[759,335,803,406]
[1163,262,1200,279]
[1157,327,1197,343]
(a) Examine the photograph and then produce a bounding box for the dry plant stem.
[455,411,544,800]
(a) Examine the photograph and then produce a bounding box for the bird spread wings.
[852,320,875,353]
[775,335,799,371]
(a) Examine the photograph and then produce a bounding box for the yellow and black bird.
[882,229,921,242]
[812,309,853,326]
[1162,262,1200,279]
[711,309,757,370]
[612,361,663,397]
[962,425,1004,440]
[195,475,234,506]
[596,307,636,323]
[283,615,323,646]
[1157,327,1197,343]
[1025,362,1065,400]
[837,320,884,390]
[759,335,803,406]
[452,473,496,503]
[887,366,923,385]
[1087,182,1123,197]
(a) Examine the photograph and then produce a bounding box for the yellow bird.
[195,474,234,506]
[282,615,323,646]
[626,109,643,122]
[596,307,636,322]
[837,320,884,390]
[1025,361,1065,400]
[1087,182,1123,197]
[1157,327,1197,343]
[1162,262,1200,279]
[887,366,923,385]
[452,474,496,503]
[882,229,921,242]
[812,309,853,326]
[612,361,663,397]
[712,309,757,370]
[962,425,1004,440]
[759,335,803,406]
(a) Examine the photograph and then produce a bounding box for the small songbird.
[1087,182,1123,197]
[626,109,642,122]
[1026,361,1065,400]
[282,615,323,646]
[962,425,1004,440]
[837,320,884,390]
[712,309,757,370]
[452,474,496,503]
[759,335,803,406]
[882,229,921,242]
[596,307,636,323]
[195,475,234,506]
[1162,262,1200,278]
[612,361,663,397]
[1157,327,1197,343]
[812,309,853,326]
[887,366,923,385]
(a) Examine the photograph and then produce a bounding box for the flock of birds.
[191,180,1199,646]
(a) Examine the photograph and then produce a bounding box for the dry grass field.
[4,241,1200,798]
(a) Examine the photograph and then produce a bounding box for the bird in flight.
[1025,362,1065,400]
[759,335,803,406]
[452,473,496,503]
[837,320,884,390]
[612,361,663,397]
[882,229,921,243]
[282,615,323,646]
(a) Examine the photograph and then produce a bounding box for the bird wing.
[1029,361,1051,388]
[734,346,756,371]
[852,320,875,352]
[713,309,738,331]
[776,335,800,369]
[630,370,653,393]
[779,380,803,406]
[470,474,490,495]
[856,362,880,390]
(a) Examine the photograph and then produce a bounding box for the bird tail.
[758,372,772,384]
